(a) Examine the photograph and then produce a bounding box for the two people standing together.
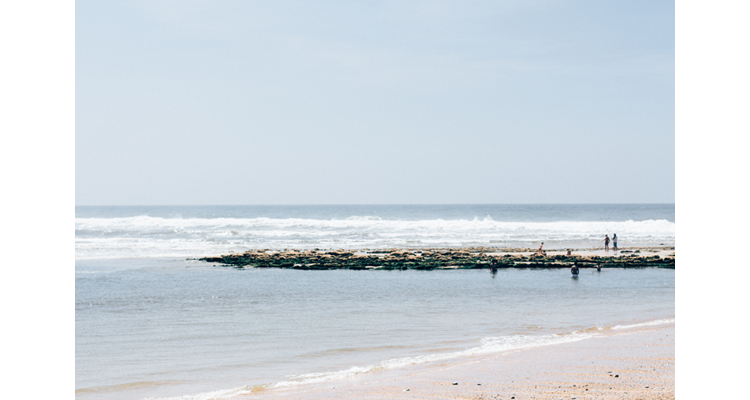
[603,234,618,251]
[538,234,619,253]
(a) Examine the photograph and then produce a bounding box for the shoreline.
[245,324,675,400]
[200,246,676,270]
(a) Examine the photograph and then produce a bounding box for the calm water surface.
[76,260,673,400]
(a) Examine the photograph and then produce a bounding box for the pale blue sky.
[76,0,674,205]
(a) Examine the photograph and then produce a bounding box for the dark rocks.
[199,247,676,270]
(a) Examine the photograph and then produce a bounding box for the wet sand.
[246,325,674,400]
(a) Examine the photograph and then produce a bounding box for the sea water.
[75,204,675,400]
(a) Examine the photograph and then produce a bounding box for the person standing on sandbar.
[603,234,610,252]
[612,234,618,251]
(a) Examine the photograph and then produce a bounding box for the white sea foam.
[142,318,674,400]
[611,318,675,330]
[75,215,675,233]
[273,332,594,388]
[76,216,675,259]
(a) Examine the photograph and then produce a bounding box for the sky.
[75,0,675,205]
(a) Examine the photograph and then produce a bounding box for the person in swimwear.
[571,262,580,275]
[603,234,610,251]
[612,234,618,251]
[537,242,546,256]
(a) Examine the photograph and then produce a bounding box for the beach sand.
[245,324,674,400]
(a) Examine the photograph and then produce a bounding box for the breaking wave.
[76,216,675,259]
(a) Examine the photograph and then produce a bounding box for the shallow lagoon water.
[76,258,674,400]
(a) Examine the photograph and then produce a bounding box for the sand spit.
[199,247,675,270]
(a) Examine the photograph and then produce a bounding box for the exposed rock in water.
[199,247,676,270]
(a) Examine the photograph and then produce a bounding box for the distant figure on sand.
[566,249,572,256]
[612,234,618,251]
[537,242,546,256]
[603,235,610,251]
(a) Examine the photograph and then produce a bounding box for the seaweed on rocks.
[199,247,676,270]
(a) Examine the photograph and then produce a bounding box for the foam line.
[141,318,675,400]
[76,216,675,259]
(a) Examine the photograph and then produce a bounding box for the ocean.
[75,204,675,400]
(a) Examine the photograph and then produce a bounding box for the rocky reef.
[199,247,675,270]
